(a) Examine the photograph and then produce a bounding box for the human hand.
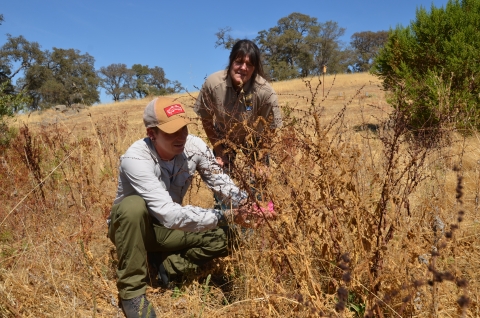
[232,201,276,228]
[252,201,277,221]
[253,162,270,181]
[215,156,225,167]
[213,146,228,168]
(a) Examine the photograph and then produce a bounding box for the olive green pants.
[108,195,228,300]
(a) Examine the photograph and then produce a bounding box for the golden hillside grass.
[1,72,479,317]
[14,73,387,139]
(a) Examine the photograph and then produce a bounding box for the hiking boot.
[157,262,171,288]
[148,252,175,289]
[121,294,156,318]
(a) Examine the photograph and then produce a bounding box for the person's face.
[229,55,255,88]
[148,126,188,160]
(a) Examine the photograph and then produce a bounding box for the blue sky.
[2,0,448,103]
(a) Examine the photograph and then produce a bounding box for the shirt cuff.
[215,209,230,227]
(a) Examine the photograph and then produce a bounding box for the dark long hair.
[227,39,265,83]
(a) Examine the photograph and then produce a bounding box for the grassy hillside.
[1,73,478,317]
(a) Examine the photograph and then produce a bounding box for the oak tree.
[98,63,134,102]
[216,13,349,80]
[350,31,388,72]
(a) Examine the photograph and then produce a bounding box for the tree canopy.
[0,13,183,110]
[98,63,134,102]
[0,35,101,109]
[0,16,31,142]
[25,48,99,109]
[98,64,184,102]
[255,13,350,79]
[216,12,386,80]
[0,34,44,84]
[350,31,388,72]
[372,0,480,131]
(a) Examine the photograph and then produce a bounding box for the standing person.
[194,39,283,168]
[108,97,273,318]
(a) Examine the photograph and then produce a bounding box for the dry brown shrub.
[0,73,478,317]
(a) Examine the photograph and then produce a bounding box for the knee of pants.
[115,195,148,223]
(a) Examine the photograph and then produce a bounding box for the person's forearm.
[200,118,224,154]
[216,209,233,227]
[216,201,276,228]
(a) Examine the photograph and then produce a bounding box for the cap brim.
[158,117,193,134]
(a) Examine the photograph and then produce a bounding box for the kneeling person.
[108,97,270,318]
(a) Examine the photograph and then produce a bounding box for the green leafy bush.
[373,0,480,132]
[0,80,29,149]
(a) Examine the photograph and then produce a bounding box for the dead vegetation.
[0,73,479,317]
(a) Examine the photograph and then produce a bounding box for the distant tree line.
[215,12,388,81]
[0,14,183,113]
[97,63,183,103]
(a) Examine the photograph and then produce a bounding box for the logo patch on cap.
[164,104,185,117]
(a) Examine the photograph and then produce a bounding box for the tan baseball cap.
[143,97,192,133]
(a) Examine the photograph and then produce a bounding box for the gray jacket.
[112,134,247,232]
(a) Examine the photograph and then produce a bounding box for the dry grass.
[0,72,479,317]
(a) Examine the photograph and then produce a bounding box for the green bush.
[0,80,29,150]
[0,80,31,118]
[372,0,480,132]
[0,122,18,150]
